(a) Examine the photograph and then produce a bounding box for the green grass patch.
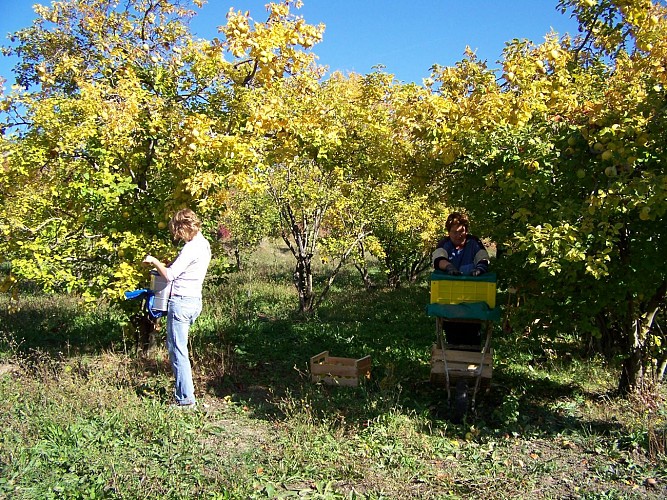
[1,241,666,498]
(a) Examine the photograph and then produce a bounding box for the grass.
[0,239,666,499]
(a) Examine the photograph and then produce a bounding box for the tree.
[359,179,448,288]
[0,0,222,303]
[233,71,401,313]
[0,0,325,304]
[430,0,667,394]
[217,189,280,270]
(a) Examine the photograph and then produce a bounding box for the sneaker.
[170,401,197,410]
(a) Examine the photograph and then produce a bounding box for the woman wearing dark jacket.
[431,212,490,346]
[432,212,489,277]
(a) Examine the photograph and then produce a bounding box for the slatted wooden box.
[430,344,493,385]
[310,351,371,387]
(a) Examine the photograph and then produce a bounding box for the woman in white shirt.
[143,209,211,408]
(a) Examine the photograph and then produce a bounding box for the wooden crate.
[430,344,493,385]
[310,351,371,387]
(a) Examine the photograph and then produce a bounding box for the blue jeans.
[166,295,202,405]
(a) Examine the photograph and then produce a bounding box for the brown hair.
[169,208,201,242]
[445,211,470,232]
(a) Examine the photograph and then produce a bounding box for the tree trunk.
[617,336,643,395]
[616,225,642,395]
[617,280,666,395]
[293,253,314,313]
[617,287,644,395]
[587,312,616,359]
[384,252,402,288]
[276,199,370,313]
[132,310,160,356]
[406,253,430,283]
[658,357,667,382]
[234,247,243,271]
[354,240,374,291]
[279,203,317,315]
[354,262,374,291]
[386,270,401,289]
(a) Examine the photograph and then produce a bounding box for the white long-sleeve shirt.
[166,231,211,298]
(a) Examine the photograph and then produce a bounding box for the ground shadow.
[0,298,126,355]
[2,276,648,446]
[193,273,629,443]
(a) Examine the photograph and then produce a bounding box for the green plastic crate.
[430,272,496,308]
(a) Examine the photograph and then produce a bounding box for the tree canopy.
[1,0,665,392]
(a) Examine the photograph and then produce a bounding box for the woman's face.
[448,223,468,247]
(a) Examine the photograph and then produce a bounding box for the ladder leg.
[435,318,451,400]
[472,321,492,410]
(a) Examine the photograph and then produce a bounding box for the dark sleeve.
[470,236,490,273]
[432,237,450,270]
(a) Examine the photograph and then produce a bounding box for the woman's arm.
[143,255,170,280]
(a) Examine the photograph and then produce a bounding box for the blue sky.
[0,0,581,85]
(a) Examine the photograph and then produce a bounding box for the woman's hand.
[143,255,169,280]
